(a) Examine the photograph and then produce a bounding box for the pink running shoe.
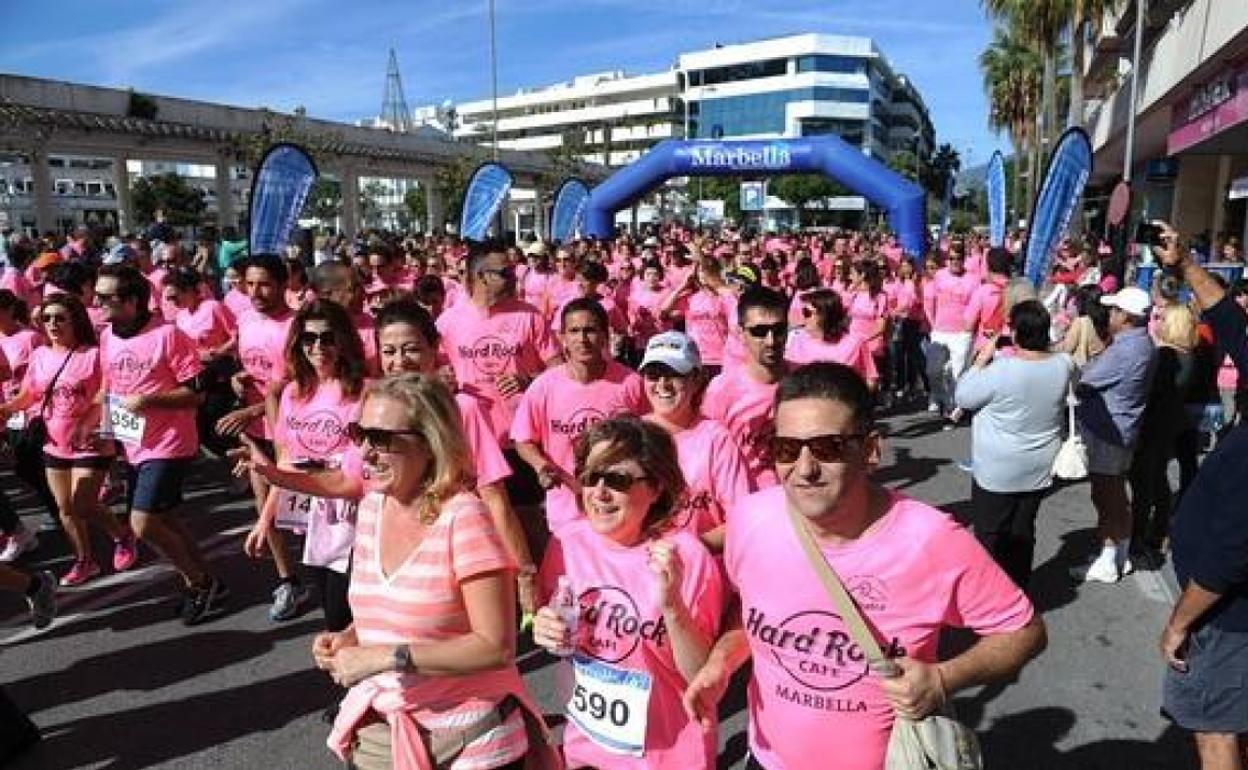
[113,532,138,572]
[60,559,102,587]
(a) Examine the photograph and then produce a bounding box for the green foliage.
[435,152,489,228]
[303,177,341,223]
[130,173,206,227]
[768,175,851,226]
[126,90,158,120]
[888,151,921,182]
[359,181,387,228]
[922,144,961,198]
[697,177,746,223]
[405,186,427,227]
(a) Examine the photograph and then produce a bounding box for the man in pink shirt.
[684,362,1047,770]
[924,249,980,422]
[963,248,1012,351]
[215,254,305,621]
[513,297,647,541]
[701,287,790,489]
[94,265,226,625]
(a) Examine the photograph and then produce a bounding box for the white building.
[414,32,935,229]
[1082,0,1248,249]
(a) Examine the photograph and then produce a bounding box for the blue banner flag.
[460,162,513,242]
[248,143,318,255]
[987,151,1006,247]
[1023,128,1092,286]
[551,179,590,242]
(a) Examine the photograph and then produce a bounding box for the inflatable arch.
[583,136,928,256]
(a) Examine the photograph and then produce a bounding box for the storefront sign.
[1169,60,1248,154]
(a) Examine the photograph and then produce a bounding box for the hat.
[1100,286,1150,317]
[32,251,62,271]
[524,241,549,257]
[104,244,136,265]
[639,331,702,374]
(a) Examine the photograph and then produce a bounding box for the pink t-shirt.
[727,487,1035,770]
[963,278,1008,347]
[0,327,44,410]
[883,279,922,322]
[1219,354,1240,391]
[669,418,753,536]
[626,285,670,346]
[175,298,235,355]
[511,361,647,531]
[520,270,555,311]
[846,291,888,355]
[926,269,980,333]
[237,307,294,439]
[545,276,581,321]
[24,345,112,460]
[100,318,203,464]
[701,367,782,490]
[0,268,38,311]
[679,290,732,366]
[456,392,511,488]
[347,491,528,768]
[223,288,252,321]
[785,331,879,383]
[538,520,724,770]
[436,297,559,444]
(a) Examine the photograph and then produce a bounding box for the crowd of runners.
[1,219,1245,769]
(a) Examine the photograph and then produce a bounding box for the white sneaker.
[1083,556,1121,584]
[1119,558,1135,577]
[0,526,38,563]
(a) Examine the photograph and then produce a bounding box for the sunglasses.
[345,422,423,452]
[743,322,789,339]
[299,330,338,348]
[579,469,651,493]
[771,433,868,464]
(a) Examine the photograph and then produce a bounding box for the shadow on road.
[976,706,1195,769]
[10,667,330,770]
[1030,527,1100,614]
[874,447,949,490]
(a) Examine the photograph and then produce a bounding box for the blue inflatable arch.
[584,136,928,256]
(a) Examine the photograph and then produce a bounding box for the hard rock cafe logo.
[747,607,869,692]
[287,410,349,455]
[241,347,274,378]
[673,489,713,530]
[458,336,521,377]
[49,382,85,417]
[550,406,605,437]
[576,585,667,664]
[846,575,889,613]
[108,350,151,390]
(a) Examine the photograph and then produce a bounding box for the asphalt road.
[1,404,1197,770]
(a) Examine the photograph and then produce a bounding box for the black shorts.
[1163,621,1248,733]
[127,458,192,514]
[502,446,543,507]
[43,453,113,471]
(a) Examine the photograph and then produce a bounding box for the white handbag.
[1053,387,1088,482]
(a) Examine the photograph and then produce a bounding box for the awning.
[1229,176,1248,200]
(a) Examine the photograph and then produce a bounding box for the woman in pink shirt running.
[532,416,724,770]
[785,289,879,387]
[0,293,136,587]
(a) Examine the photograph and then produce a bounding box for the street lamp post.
[1123,0,1147,187]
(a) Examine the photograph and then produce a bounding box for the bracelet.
[933,664,949,707]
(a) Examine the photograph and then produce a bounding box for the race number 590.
[567,655,651,757]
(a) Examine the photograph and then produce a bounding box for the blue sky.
[0,0,1008,166]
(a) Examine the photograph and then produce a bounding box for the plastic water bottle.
[551,576,579,657]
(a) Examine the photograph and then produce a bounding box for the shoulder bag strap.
[37,348,75,419]
[786,505,900,676]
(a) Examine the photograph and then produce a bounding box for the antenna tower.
[381,47,413,132]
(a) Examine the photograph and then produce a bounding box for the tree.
[923,143,962,198]
[359,181,387,229]
[769,175,850,227]
[980,23,1043,222]
[302,177,341,223]
[130,173,206,227]
[887,151,921,182]
[405,186,427,230]
[697,177,747,224]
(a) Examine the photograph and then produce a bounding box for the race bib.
[274,488,323,530]
[104,395,147,444]
[567,654,652,757]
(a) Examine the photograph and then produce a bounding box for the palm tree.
[980,25,1043,221]
[1068,0,1125,127]
[983,0,1072,161]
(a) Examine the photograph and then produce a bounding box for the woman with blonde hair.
[1129,303,1197,556]
[320,373,557,770]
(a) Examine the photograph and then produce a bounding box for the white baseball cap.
[639,331,702,374]
[1100,286,1151,317]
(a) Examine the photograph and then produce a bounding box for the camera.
[1134,222,1164,247]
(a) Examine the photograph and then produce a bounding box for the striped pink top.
[348,491,527,770]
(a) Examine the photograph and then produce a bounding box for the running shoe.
[269,580,310,622]
[1077,555,1121,584]
[112,531,139,572]
[181,577,230,626]
[0,525,38,563]
[60,559,102,587]
[26,570,56,629]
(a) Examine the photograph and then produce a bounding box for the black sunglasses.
[772,433,868,464]
[743,322,789,339]
[345,422,423,452]
[299,330,338,348]
[579,469,651,493]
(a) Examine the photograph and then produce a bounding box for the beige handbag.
[787,507,984,770]
[1053,386,1088,482]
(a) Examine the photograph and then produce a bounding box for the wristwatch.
[393,644,414,673]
